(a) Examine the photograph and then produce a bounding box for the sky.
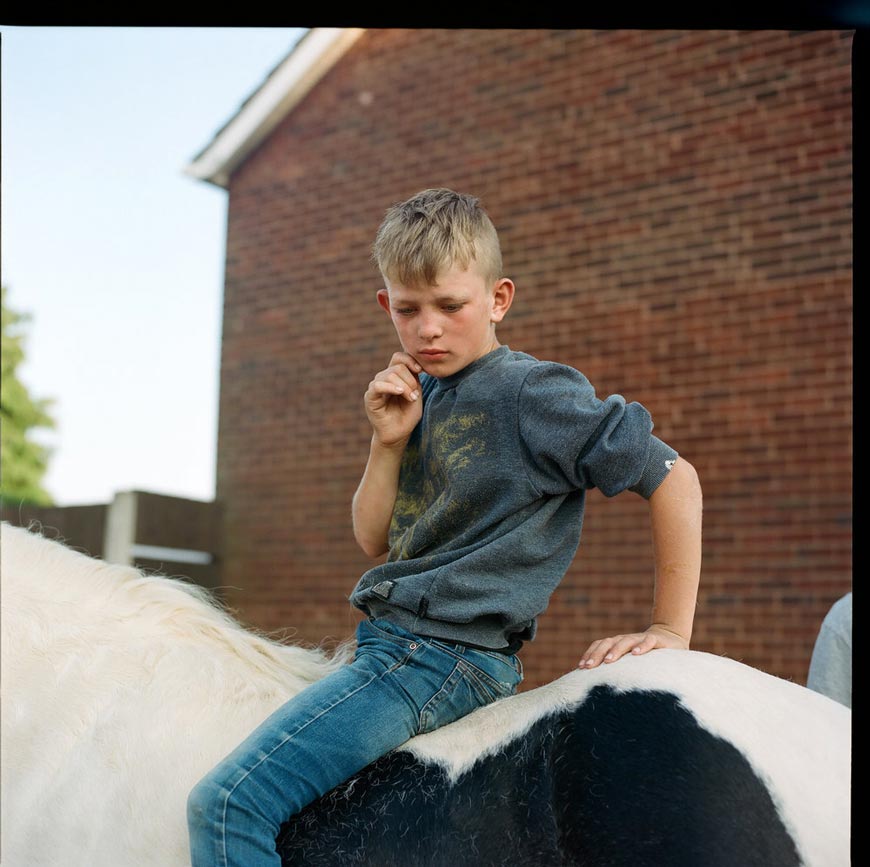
[2,25,307,506]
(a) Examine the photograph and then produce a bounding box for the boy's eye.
[396,308,417,316]
[442,304,463,312]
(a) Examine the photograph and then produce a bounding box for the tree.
[1,285,56,506]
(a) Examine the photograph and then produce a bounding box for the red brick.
[214,29,851,689]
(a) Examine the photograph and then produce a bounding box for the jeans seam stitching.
[436,644,514,692]
[460,659,510,701]
[387,642,422,672]
[216,669,382,859]
[431,639,518,677]
[418,660,463,733]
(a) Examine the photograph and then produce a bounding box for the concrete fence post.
[103,491,138,565]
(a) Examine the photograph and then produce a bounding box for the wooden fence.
[1,491,222,591]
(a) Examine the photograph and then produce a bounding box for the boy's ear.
[490,278,515,324]
[376,288,392,315]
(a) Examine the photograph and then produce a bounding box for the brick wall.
[215,29,852,689]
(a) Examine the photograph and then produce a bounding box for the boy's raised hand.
[365,352,424,447]
[577,623,689,669]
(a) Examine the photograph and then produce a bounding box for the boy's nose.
[417,314,443,339]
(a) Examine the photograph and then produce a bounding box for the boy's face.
[377,264,515,378]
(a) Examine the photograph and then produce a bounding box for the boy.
[188,189,702,866]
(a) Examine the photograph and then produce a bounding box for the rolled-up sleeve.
[518,363,678,499]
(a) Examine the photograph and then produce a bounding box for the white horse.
[1,522,851,866]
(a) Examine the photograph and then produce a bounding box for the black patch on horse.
[276,687,801,866]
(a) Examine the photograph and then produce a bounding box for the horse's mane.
[0,521,353,689]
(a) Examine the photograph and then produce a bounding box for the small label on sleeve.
[371,580,395,599]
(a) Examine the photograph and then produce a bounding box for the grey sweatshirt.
[349,345,678,651]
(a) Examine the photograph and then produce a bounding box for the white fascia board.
[184,27,365,189]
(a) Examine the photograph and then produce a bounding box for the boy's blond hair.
[372,188,503,288]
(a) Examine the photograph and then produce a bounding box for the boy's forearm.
[648,456,703,643]
[352,436,407,557]
[578,455,701,669]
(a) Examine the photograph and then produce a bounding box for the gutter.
[184,27,366,189]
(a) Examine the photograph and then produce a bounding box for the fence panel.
[0,503,107,560]
[131,492,223,590]
[1,492,222,592]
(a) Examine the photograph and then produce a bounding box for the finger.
[369,372,419,402]
[579,637,620,669]
[577,638,605,666]
[602,634,648,663]
[389,352,424,375]
[578,641,599,665]
[382,363,422,397]
[385,365,421,395]
[629,633,660,656]
[602,633,661,664]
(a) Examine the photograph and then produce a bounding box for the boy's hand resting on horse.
[578,623,689,669]
[365,352,424,447]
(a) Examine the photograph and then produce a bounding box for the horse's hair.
[1,520,354,688]
[1,521,361,866]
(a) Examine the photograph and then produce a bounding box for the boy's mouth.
[418,349,448,359]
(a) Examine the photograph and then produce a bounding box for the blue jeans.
[187,617,523,866]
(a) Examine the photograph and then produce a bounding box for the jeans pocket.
[415,653,509,735]
[459,650,522,702]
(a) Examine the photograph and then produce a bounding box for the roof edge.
[184,27,366,189]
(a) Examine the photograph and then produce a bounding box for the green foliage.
[1,285,56,506]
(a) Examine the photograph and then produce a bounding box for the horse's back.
[277,651,849,866]
[0,524,851,866]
